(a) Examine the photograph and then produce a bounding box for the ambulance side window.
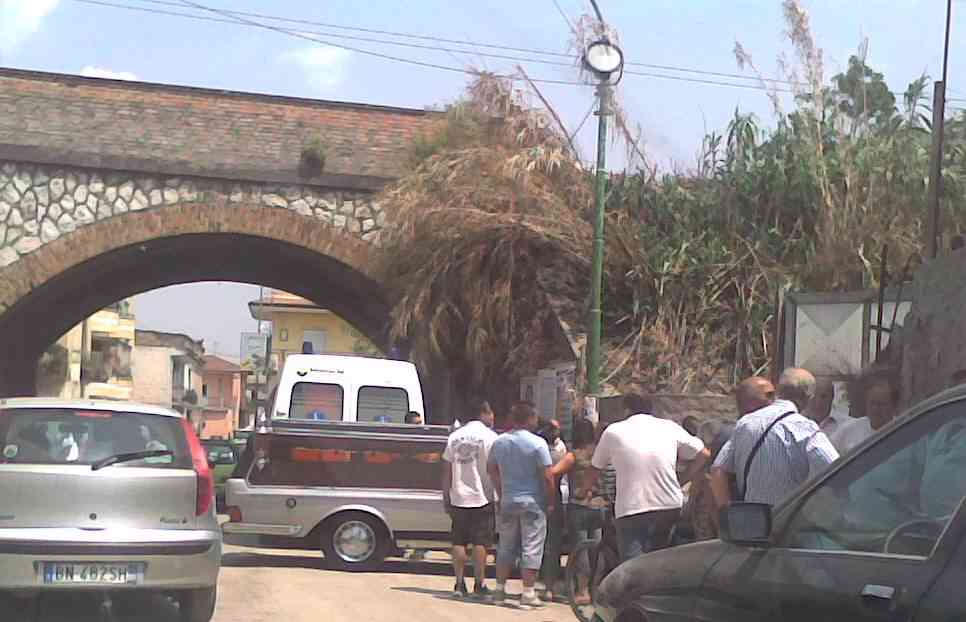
[357,387,409,424]
[290,383,344,421]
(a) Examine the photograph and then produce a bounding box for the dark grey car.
[595,385,966,622]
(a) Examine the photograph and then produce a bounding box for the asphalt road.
[0,544,576,622]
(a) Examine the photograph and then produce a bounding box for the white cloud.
[80,66,138,81]
[0,0,59,54]
[281,47,350,91]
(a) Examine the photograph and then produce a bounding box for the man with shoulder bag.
[711,368,839,511]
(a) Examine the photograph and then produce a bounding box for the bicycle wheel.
[566,540,618,622]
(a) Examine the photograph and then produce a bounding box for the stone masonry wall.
[0,160,387,268]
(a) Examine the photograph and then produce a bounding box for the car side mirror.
[719,503,772,546]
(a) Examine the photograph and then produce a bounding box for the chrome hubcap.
[333,520,376,562]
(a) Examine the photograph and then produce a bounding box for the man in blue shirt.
[487,402,554,609]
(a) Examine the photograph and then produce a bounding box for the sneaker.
[490,587,508,605]
[519,592,545,609]
[453,580,469,598]
[473,584,492,600]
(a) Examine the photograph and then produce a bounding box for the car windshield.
[0,408,190,468]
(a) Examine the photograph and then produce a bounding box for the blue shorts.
[496,502,547,570]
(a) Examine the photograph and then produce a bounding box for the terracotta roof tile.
[203,354,241,373]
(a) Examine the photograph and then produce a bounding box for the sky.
[1,0,963,358]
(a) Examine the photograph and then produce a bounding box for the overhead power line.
[126,0,576,58]
[625,69,793,93]
[74,0,810,89]
[72,0,808,95]
[71,0,587,85]
[94,0,577,70]
[79,0,945,99]
[550,0,579,37]
[180,0,592,85]
[79,0,945,100]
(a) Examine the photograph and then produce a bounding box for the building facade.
[248,290,380,369]
[200,355,248,440]
[36,300,136,401]
[133,329,206,431]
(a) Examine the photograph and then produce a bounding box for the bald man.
[708,376,774,508]
[711,368,838,509]
[735,377,775,416]
[804,378,846,439]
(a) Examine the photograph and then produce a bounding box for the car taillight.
[226,506,243,523]
[253,426,272,471]
[181,418,214,516]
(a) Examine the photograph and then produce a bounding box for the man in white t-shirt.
[442,398,498,598]
[582,394,710,562]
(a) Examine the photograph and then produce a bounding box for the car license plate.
[41,562,143,585]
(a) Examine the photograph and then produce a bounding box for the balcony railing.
[81,352,132,384]
[173,387,206,408]
[202,395,234,410]
[103,301,136,319]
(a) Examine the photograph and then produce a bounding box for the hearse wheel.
[321,511,391,571]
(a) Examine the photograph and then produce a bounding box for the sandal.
[573,593,592,606]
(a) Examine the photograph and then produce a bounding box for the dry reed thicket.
[376,77,593,400]
[375,0,966,401]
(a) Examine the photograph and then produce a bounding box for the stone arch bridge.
[0,68,441,396]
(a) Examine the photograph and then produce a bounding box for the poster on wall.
[240,333,269,370]
[554,365,577,439]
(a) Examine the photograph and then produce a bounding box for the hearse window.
[290,383,343,421]
[357,387,409,423]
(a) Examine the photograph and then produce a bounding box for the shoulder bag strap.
[739,411,796,502]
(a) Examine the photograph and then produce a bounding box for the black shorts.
[450,504,494,547]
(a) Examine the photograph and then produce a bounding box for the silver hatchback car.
[0,398,221,621]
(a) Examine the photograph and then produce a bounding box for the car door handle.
[861,584,896,601]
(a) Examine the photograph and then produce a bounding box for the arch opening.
[0,232,392,396]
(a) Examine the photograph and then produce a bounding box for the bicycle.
[564,506,695,621]
[564,505,618,622]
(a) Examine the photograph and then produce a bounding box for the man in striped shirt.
[711,368,839,509]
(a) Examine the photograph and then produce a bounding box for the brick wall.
[0,68,441,184]
[132,345,174,408]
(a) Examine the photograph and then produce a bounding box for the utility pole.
[926,0,953,259]
[581,18,623,397]
[926,80,945,259]
[79,317,89,399]
[587,82,611,396]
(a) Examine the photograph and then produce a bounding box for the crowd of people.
[439,364,902,609]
